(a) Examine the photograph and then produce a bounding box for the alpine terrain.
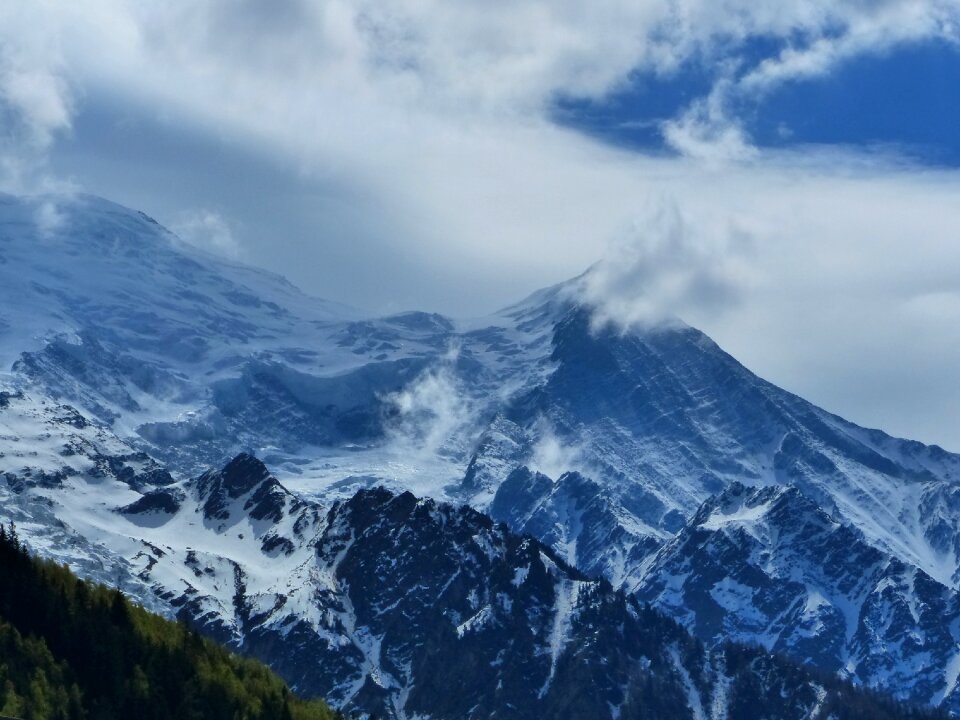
[2,192,959,717]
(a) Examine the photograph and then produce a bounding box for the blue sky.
[1,1,960,450]
[558,37,960,164]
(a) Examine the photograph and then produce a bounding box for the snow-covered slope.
[7,193,959,589]
[637,483,960,713]
[1,193,556,489]
[0,398,933,719]
[3,191,960,714]
[475,308,960,591]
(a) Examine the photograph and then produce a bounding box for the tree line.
[0,523,342,720]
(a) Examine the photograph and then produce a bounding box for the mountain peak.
[218,453,272,498]
[192,453,296,525]
[691,482,809,528]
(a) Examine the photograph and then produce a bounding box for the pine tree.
[0,526,338,720]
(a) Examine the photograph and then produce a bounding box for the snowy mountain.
[0,397,939,718]
[637,483,960,712]
[3,191,960,714]
[477,308,960,586]
[1,193,559,490]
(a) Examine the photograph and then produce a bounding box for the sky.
[1,1,960,451]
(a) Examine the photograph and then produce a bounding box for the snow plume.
[528,420,588,481]
[172,209,243,260]
[384,345,478,461]
[32,198,67,238]
[576,200,756,332]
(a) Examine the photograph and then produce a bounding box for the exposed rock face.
[635,483,960,713]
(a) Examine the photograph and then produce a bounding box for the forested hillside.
[0,523,339,720]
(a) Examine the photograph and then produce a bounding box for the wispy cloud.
[527,420,588,481]
[577,199,756,330]
[383,345,480,461]
[660,1,959,157]
[172,209,243,260]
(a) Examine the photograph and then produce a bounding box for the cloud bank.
[4,1,958,187]
[0,1,959,450]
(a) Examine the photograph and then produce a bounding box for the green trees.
[0,523,339,720]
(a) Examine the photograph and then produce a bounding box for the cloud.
[2,3,956,219]
[527,421,587,481]
[577,199,756,330]
[660,2,959,157]
[383,345,480,461]
[5,1,957,179]
[171,209,243,259]
[741,3,957,93]
[32,197,67,238]
[0,7,73,191]
[677,161,960,450]
[660,80,757,164]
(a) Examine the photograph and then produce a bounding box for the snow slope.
[1,193,555,489]
[637,482,960,712]
[0,392,925,719]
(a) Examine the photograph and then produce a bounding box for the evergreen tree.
[0,523,342,720]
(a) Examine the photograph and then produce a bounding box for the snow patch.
[538,578,584,698]
[669,645,706,720]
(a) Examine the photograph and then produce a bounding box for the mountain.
[478,307,960,585]
[637,483,960,712]
[0,438,945,720]
[0,519,338,720]
[3,191,960,714]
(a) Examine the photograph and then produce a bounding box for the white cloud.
[171,209,242,259]
[32,197,67,238]
[577,199,756,330]
[660,79,757,164]
[660,2,960,157]
[383,345,480,461]
[528,421,587,481]
[0,4,73,191]
[4,1,957,179]
[741,3,957,93]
